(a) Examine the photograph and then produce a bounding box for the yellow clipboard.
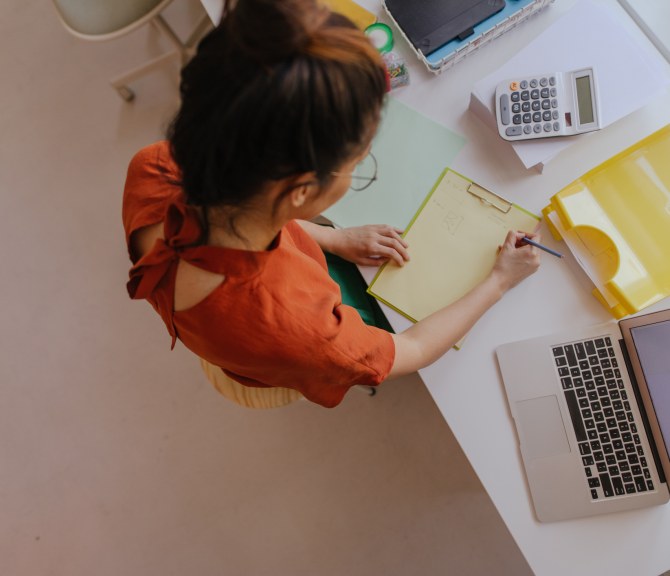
[368,168,539,332]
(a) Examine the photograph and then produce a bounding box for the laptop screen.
[630,319,670,459]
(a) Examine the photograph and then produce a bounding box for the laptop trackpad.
[515,396,571,460]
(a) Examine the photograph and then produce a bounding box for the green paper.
[324,97,466,229]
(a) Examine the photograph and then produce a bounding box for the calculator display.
[575,75,594,125]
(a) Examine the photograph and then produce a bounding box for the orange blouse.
[122,142,395,407]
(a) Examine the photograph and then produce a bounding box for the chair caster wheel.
[116,86,135,102]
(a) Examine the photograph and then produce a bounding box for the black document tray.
[385,0,506,56]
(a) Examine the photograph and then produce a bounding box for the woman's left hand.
[330,225,410,267]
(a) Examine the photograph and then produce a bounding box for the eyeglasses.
[331,152,378,192]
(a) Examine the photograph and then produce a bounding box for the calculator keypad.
[499,75,561,139]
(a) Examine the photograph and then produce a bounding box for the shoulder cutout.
[174,260,225,312]
[132,221,225,312]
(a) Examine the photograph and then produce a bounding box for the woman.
[122,0,541,407]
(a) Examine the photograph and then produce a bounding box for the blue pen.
[522,236,563,258]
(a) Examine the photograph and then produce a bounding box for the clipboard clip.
[467,182,512,214]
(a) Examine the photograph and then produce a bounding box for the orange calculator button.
[510,81,520,91]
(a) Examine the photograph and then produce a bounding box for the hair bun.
[225,0,331,63]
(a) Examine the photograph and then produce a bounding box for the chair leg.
[185,13,213,52]
[115,85,135,102]
[109,50,180,100]
[110,11,212,101]
[152,14,188,64]
[151,12,212,65]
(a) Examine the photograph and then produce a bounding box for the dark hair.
[167,0,387,211]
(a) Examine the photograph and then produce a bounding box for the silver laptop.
[496,308,670,522]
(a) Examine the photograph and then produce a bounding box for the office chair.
[199,358,376,410]
[51,0,212,101]
[199,358,305,409]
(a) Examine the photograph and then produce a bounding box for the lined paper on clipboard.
[368,169,539,336]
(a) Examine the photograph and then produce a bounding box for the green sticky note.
[324,97,466,230]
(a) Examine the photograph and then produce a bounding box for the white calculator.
[495,68,602,141]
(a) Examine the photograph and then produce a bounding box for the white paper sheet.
[470,0,670,170]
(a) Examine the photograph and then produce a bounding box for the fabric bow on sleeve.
[126,202,203,348]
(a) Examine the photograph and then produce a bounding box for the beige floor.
[0,2,533,574]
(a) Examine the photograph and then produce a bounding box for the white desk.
[200,1,670,573]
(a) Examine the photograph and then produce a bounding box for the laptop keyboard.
[552,336,655,500]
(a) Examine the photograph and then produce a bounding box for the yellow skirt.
[199,358,303,409]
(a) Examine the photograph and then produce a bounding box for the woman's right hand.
[489,230,542,294]
[389,229,542,378]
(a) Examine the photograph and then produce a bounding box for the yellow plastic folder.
[543,124,670,319]
[368,169,539,331]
